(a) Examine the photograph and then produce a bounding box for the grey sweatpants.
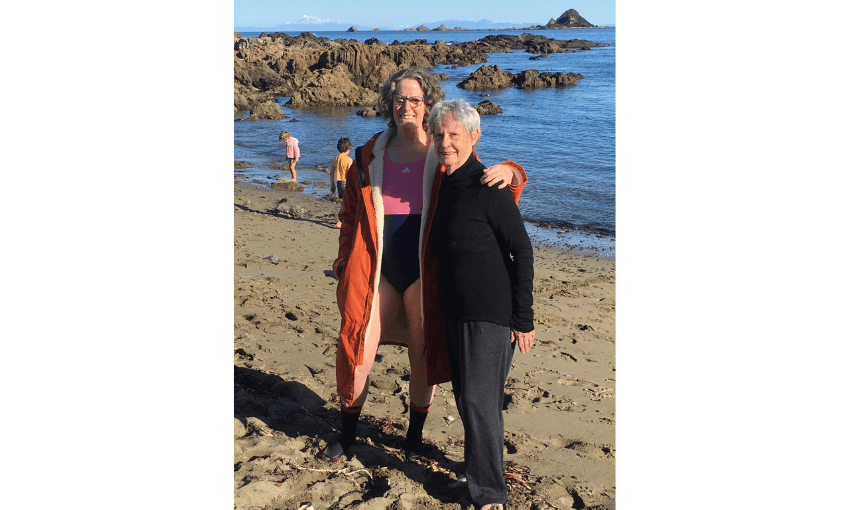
[444,320,515,507]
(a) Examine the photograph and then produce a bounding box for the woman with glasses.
[323,67,528,464]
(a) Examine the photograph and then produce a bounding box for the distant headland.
[349,9,607,33]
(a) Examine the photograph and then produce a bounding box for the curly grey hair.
[378,66,445,135]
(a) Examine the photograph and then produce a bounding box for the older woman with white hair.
[425,98,535,510]
[325,68,528,466]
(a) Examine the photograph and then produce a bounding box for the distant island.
[528,9,597,29]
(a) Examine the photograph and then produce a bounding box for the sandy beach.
[233,177,616,510]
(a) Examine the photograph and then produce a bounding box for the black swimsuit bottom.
[381,214,422,293]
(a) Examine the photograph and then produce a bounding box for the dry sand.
[233,178,615,510]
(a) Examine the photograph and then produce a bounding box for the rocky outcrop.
[557,9,594,27]
[405,25,431,32]
[458,65,583,91]
[457,65,513,90]
[530,9,596,29]
[286,65,381,107]
[356,106,379,117]
[347,26,358,32]
[513,69,583,88]
[459,34,608,56]
[233,32,601,109]
[234,93,251,111]
[248,100,286,120]
[474,100,502,115]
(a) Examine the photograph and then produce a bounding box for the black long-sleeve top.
[428,155,534,333]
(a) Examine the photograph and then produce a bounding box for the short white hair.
[428,98,481,144]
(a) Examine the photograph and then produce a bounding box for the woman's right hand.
[511,329,535,354]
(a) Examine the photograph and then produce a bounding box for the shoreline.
[233,180,616,509]
[235,167,616,257]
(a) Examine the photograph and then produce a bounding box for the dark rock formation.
[435,24,448,31]
[457,65,513,90]
[356,106,379,117]
[233,32,602,109]
[512,69,583,88]
[286,65,381,107]
[235,161,248,169]
[347,26,358,32]
[405,25,430,32]
[474,100,502,115]
[248,100,286,120]
[461,33,608,55]
[234,93,251,111]
[529,9,596,29]
[529,54,550,60]
[458,65,583,91]
[557,9,593,27]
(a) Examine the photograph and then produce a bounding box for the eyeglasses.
[392,94,425,108]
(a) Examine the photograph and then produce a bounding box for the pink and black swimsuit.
[381,149,425,293]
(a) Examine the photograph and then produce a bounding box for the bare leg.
[290,161,297,181]
[343,275,402,408]
[403,278,436,408]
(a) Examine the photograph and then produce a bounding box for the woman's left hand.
[511,329,535,354]
[481,164,517,189]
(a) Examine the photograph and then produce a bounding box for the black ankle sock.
[339,408,361,448]
[405,408,428,447]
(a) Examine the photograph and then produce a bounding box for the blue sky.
[234,0,615,29]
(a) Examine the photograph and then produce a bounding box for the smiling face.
[433,112,479,174]
[392,78,427,134]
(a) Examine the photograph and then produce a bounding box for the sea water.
[234,29,615,256]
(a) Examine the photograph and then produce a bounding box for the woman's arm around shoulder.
[481,160,527,203]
